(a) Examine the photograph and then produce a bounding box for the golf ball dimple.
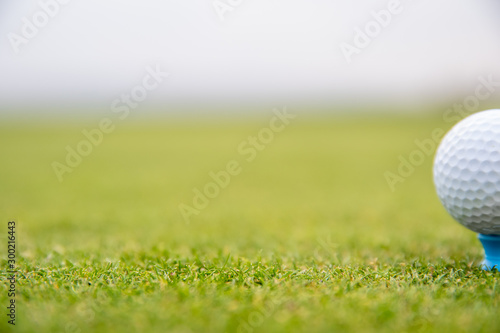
[434,109,500,234]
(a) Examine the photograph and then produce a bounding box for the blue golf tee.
[478,234,500,271]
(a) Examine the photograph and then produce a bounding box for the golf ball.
[434,109,500,235]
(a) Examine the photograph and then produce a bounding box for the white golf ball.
[434,109,500,235]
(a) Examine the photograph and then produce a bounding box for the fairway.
[1,114,499,333]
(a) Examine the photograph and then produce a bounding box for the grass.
[0,113,499,333]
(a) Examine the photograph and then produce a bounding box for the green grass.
[1,114,499,333]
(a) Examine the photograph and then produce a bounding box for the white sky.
[1,0,500,112]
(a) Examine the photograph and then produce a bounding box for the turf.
[1,114,499,333]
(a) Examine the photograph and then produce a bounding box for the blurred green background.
[0,114,466,256]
